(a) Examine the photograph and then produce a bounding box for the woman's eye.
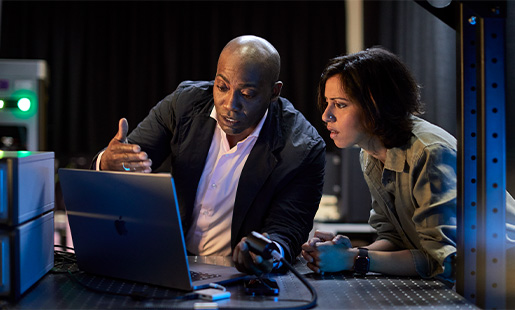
[335,102,346,109]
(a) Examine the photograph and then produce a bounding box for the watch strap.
[358,247,368,257]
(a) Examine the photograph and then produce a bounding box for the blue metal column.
[476,12,507,309]
[456,3,478,305]
[457,2,507,309]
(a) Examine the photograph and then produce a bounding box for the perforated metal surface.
[3,259,477,309]
[301,272,476,309]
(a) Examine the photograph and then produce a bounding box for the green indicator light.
[17,97,31,112]
[0,100,4,109]
[17,151,32,157]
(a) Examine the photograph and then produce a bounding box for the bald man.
[93,35,326,275]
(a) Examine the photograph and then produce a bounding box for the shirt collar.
[383,147,407,173]
[363,145,407,174]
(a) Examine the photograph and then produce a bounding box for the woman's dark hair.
[317,47,424,148]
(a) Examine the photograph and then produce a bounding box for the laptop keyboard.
[190,271,222,282]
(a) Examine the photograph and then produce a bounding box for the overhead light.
[428,0,452,8]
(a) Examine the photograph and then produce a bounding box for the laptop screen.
[58,169,193,290]
[58,168,246,291]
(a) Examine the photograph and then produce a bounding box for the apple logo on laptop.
[115,216,128,236]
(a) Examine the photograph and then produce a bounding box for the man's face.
[213,53,275,146]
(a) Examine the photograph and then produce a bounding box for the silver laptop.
[58,168,246,291]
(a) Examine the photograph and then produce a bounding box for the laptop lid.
[58,168,246,291]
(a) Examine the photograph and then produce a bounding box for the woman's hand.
[301,231,354,273]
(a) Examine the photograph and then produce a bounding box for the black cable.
[52,245,78,274]
[54,244,75,252]
[216,256,317,310]
[277,256,318,310]
[235,231,318,310]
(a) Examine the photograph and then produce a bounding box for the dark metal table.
[1,256,477,309]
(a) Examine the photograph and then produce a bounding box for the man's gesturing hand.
[100,118,152,173]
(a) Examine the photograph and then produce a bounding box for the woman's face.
[321,75,367,149]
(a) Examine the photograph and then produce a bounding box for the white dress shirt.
[185,108,267,256]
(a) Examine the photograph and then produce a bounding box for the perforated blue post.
[457,2,507,309]
[476,13,507,309]
[456,3,478,304]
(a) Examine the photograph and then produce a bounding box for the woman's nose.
[322,108,335,123]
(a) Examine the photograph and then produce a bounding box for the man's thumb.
[115,118,129,143]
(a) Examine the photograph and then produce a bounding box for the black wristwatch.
[353,247,370,275]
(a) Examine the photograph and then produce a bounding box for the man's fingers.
[107,118,132,149]
[107,143,141,155]
[308,237,322,247]
[238,240,248,266]
[115,118,129,143]
[301,250,315,264]
[117,159,153,173]
[115,150,147,162]
[233,239,269,276]
[232,243,241,264]
[306,262,322,274]
[233,239,248,272]
[100,118,153,172]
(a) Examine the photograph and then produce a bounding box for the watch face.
[354,256,370,274]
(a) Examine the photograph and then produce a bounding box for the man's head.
[213,35,282,147]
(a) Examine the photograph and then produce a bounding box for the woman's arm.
[302,234,418,276]
[368,249,418,276]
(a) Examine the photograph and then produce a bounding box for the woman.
[301,47,458,285]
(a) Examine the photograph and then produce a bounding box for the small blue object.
[196,288,231,301]
[122,162,131,171]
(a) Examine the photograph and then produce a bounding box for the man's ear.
[271,81,283,102]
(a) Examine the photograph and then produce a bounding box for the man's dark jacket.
[110,80,325,263]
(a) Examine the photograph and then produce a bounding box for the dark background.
[0,0,513,192]
[0,0,348,161]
